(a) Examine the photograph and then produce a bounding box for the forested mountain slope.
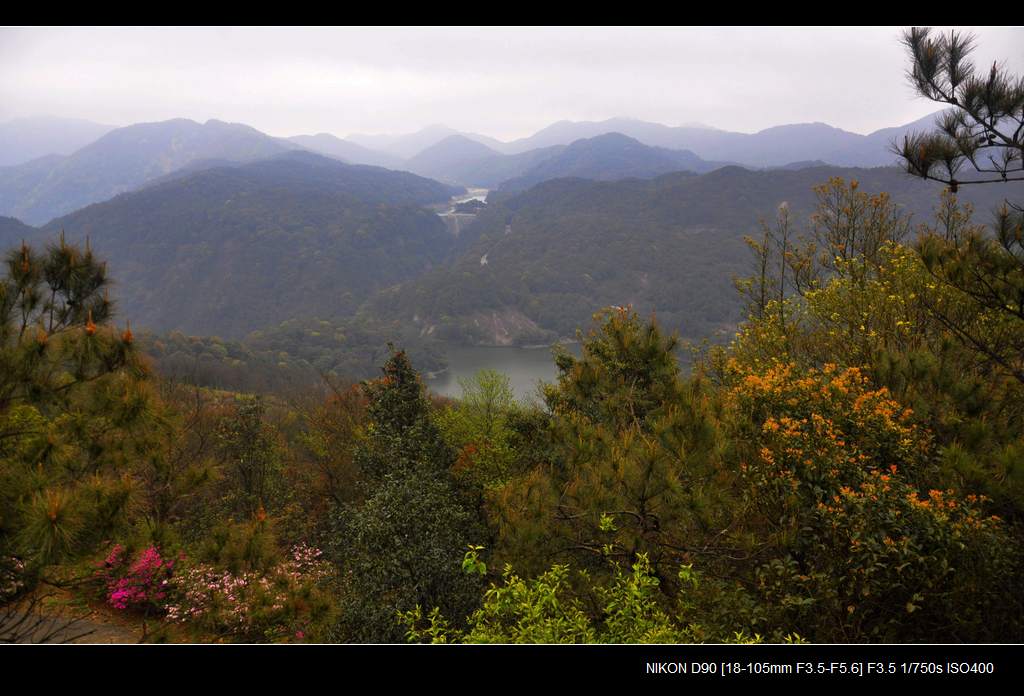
[371,166,1024,344]
[0,118,300,224]
[0,153,462,338]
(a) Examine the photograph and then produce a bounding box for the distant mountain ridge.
[0,116,116,167]
[0,215,36,242]
[346,125,509,159]
[287,133,407,169]
[404,135,505,183]
[396,132,731,188]
[0,118,300,225]
[297,112,948,186]
[0,111,952,227]
[497,133,729,192]
[497,113,945,167]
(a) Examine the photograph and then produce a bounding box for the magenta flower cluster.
[97,544,176,612]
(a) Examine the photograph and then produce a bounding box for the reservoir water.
[425,341,695,403]
[426,343,581,403]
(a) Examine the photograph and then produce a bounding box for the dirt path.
[2,588,144,643]
[14,613,140,643]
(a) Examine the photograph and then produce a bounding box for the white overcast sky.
[1,26,1022,141]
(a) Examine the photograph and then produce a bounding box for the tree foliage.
[897,27,1024,192]
[437,370,520,489]
[401,552,724,644]
[896,28,1024,388]
[329,349,484,642]
[492,309,734,594]
[0,237,154,607]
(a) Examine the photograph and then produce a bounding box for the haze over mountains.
[3,108,1018,380]
[0,111,949,226]
[492,116,938,166]
[298,112,945,180]
[3,142,1019,355]
[286,133,406,170]
[0,116,116,167]
[345,125,509,160]
[333,113,943,168]
[0,118,300,224]
[495,133,729,193]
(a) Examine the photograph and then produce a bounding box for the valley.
[2,118,1020,394]
[432,187,489,237]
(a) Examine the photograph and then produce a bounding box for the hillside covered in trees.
[0,152,460,339]
[139,315,445,395]
[373,165,1023,345]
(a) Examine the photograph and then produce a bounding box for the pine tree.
[896,27,1024,385]
[353,347,452,481]
[897,27,1024,194]
[215,395,282,519]
[500,309,733,594]
[331,347,483,642]
[1,236,155,621]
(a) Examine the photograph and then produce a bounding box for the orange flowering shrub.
[726,361,1021,641]
[729,361,929,497]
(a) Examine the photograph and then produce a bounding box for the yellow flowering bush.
[729,361,926,494]
[726,361,1021,641]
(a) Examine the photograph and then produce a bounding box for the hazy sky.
[1,26,1022,141]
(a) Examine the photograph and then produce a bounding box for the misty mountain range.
[0,118,300,224]
[300,112,948,179]
[2,145,1019,349]
[0,111,944,225]
[336,113,940,167]
[3,108,1020,366]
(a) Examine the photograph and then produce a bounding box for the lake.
[425,341,697,403]
[425,343,580,403]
